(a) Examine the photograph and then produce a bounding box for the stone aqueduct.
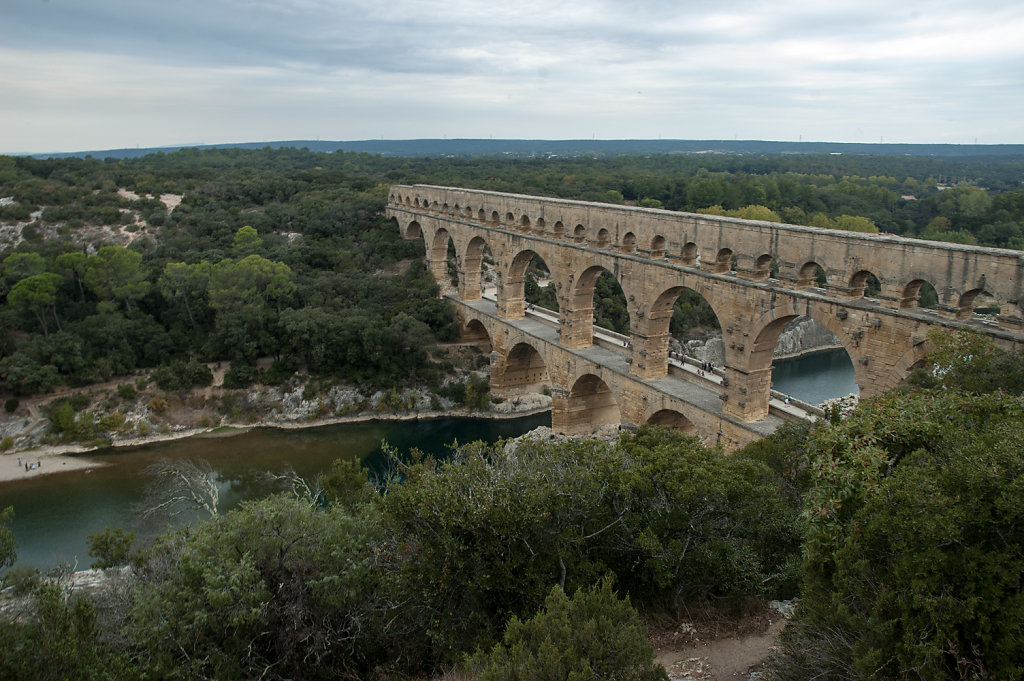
[387,184,1024,448]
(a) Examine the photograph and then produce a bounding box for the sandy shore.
[0,404,552,485]
[0,445,110,483]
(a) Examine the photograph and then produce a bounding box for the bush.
[2,564,40,594]
[116,383,137,400]
[151,358,213,391]
[770,389,1024,681]
[222,362,260,389]
[468,580,667,681]
[86,527,135,569]
[4,398,18,413]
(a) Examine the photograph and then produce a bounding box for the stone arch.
[681,242,698,265]
[460,234,494,301]
[621,232,637,253]
[477,208,487,222]
[490,210,500,225]
[404,219,423,240]
[534,217,546,234]
[492,341,550,396]
[748,306,862,408]
[572,265,631,339]
[563,373,620,434]
[404,196,412,207]
[505,211,516,225]
[959,288,999,319]
[573,224,586,243]
[552,220,565,237]
[462,317,492,348]
[713,248,733,273]
[901,278,938,309]
[645,409,697,434]
[752,253,773,280]
[849,269,882,298]
[595,228,611,248]
[426,227,454,285]
[648,284,724,374]
[651,235,667,258]
[431,200,440,212]
[797,261,826,289]
[519,215,531,231]
[504,248,560,321]
[442,202,450,215]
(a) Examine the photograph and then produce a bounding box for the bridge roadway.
[455,294,788,451]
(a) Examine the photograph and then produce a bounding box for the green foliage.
[127,494,391,680]
[772,388,1024,681]
[469,580,668,681]
[0,582,136,681]
[115,383,136,400]
[150,357,213,391]
[384,428,800,664]
[222,361,260,388]
[86,526,135,569]
[4,397,18,412]
[0,505,15,574]
[909,327,1024,393]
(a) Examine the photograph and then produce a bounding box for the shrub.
[4,398,19,413]
[116,383,137,400]
[86,527,135,569]
[468,579,667,681]
[222,362,260,389]
[151,358,213,391]
[770,390,1024,681]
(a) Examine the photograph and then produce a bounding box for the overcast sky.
[3,0,1023,154]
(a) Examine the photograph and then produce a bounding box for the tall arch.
[558,373,620,435]
[492,341,550,396]
[642,284,723,379]
[426,227,453,285]
[460,235,494,301]
[501,248,560,322]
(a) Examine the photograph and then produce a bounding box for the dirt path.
[656,619,785,680]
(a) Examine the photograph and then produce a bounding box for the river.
[771,347,859,405]
[1,412,550,571]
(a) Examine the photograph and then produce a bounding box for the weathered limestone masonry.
[387,184,1024,446]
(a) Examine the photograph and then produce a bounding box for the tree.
[137,458,220,521]
[2,252,46,284]
[55,251,88,301]
[86,527,135,569]
[469,580,668,681]
[157,261,210,329]
[0,505,15,575]
[231,225,262,255]
[83,245,150,312]
[8,272,63,337]
[772,388,1024,681]
[127,495,391,680]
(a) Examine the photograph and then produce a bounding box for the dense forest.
[0,147,1023,680]
[1,146,1023,400]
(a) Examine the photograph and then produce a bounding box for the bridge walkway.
[460,294,799,439]
[479,289,817,423]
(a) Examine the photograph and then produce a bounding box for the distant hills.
[28,138,1024,160]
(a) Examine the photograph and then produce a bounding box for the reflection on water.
[771,348,858,405]
[1,412,550,570]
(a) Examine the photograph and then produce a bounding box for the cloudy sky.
[3,0,1023,154]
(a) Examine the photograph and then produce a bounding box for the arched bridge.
[387,184,1024,449]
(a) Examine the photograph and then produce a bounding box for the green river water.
[1,412,550,570]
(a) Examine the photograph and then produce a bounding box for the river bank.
[0,396,552,485]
